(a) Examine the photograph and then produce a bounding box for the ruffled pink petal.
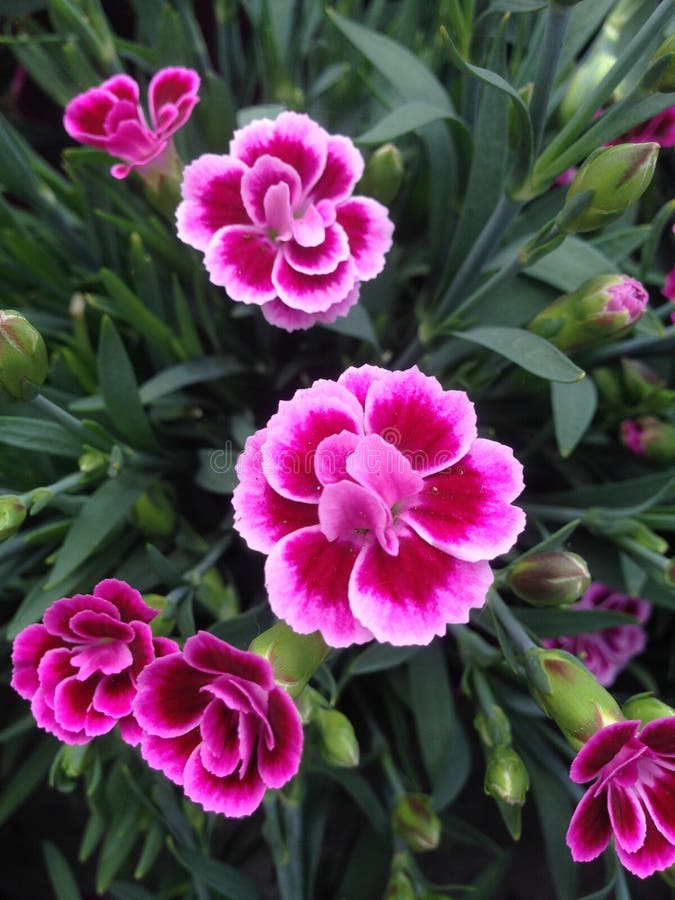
[348,526,493,645]
[336,197,394,280]
[63,88,117,148]
[265,526,373,648]
[206,677,270,724]
[11,624,61,699]
[401,439,525,562]
[53,677,116,737]
[71,640,133,681]
[37,647,76,707]
[640,718,675,757]
[272,254,357,313]
[105,118,161,167]
[338,364,387,406]
[92,672,136,718]
[184,748,268,817]
[311,135,364,204]
[118,714,143,747]
[257,687,303,788]
[615,813,675,878]
[176,155,250,252]
[319,481,393,553]
[570,721,641,783]
[233,428,319,554]
[567,785,613,862]
[133,654,212,737]
[639,767,675,844]
[148,66,200,135]
[100,74,139,105]
[608,783,646,853]
[69,609,135,642]
[315,431,360,485]
[346,434,424,507]
[183,631,274,690]
[128,621,158,676]
[259,284,360,331]
[140,730,201,785]
[204,225,277,305]
[282,223,350,275]
[291,203,325,248]
[199,700,241,777]
[43,594,118,640]
[262,381,363,502]
[264,182,294,240]
[364,367,477,476]
[152,636,181,658]
[31,689,89,745]
[93,578,156,624]
[230,112,328,194]
[240,155,301,228]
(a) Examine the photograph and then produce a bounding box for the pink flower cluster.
[176,111,394,331]
[63,67,200,179]
[568,718,675,878]
[544,582,650,686]
[233,365,525,647]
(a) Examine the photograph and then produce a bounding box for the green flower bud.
[622,692,675,725]
[508,552,591,607]
[559,143,658,233]
[384,869,416,900]
[314,707,359,768]
[0,310,48,401]
[79,448,108,473]
[474,705,512,748]
[249,622,329,698]
[392,793,441,853]
[143,594,176,637]
[620,417,675,464]
[650,34,675,92]
[528,647,624,749]
[559,52,617,123]
[361,143,404,205]
[0,496,27,541]
[528,274,648,352]
[197,567,239,620]
[130,482,176,538]
[592,366,624,408]
[484,746,529,807]
[621,357,665,402]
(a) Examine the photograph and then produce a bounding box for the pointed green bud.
[508,552,590,607]
[559,143,658,233]
[197,567,239,620]
[0,310,48,401]
[528,648,624,749]
[361,143,404,205]
[484,746,529,807]
[474,705,512,748]
[314,707,359,768]
[384,869,416,900]
[528,274,648,352]
[0,496,27,541]
[650,34,675,92]
[131,482,176,538]
[249,622,329,698]
[592,366,624,408]
[392,793,441,853]
[79,448,108,473]
[620,417,675,465]
[143,594,176,637]
[622,693,675,725]
[621,357,665,402]
[559,52,616,123]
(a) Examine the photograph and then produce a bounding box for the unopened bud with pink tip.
[508,552,590,607]
[620,417,675,464]
[392,793,441,853]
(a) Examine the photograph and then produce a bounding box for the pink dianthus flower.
[11,579,178,745]
[662,266,675,323]
[613,106,675,149]
[175,111,394,331]
[232,365,525,647]
[543,582,650,687]
[133,631,303,817]
[567,718,675,878]
[63,67,200,179]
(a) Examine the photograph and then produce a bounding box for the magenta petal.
[336,196,394,280]
[259,284,360,331]
[118,714,143,747]
[176,155,250,251]
[264,182,294,241]
[93,578,156,624]
[640,718,675,757]
[311,135,364,203]
[133,654,211,737]
[43,594,118,640]
[567,785,613,862]
[148,66,200,134]
[608,784,646,853]
[101,74,139,104]
[69,609,135,642]
[71,641,133,681]
[205,225,277,304]
[315,431,360,485]
[338,364,387,406]
[63,88,117,148]
[262,381,363,502]
[265,526,372,648]
[140,730,201,786]
[54,677,115,737]
[640,767,675,844]
[570,721,640,783]
[199,700,241,777]
[241,155,301,228]
[105,119,160,165]
[272,254,357,313]
[346,434,424,506]
[364,367,477,476]
[233,428,319,553]
[37,648,76,706]
[615,814,675,878]
[184,748,267,817]
[183,631,274,689]
[283,223,350,275]
[349,527,493,645]
[290,204,325,248]
[31,689,89,745]
[319,481,391,549]
[11,624,61,699]
[257,688,303,789]
[92,673,136,718]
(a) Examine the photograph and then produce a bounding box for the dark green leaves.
[456,326,585,382]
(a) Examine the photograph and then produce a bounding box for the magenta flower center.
[606,277,648,319]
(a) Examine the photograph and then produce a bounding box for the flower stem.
[31,393,111,451]
[528,2,572,156]
[524,503,587,523]
[488,590,537,655]
[583,326,675,364]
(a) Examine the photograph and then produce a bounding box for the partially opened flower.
[567,718,675,878]
[11,579,178,745]
[63,67,200,179]
[133,631,303,817]
[176,111,394,330]
[232,365,525,647]
[544,582,650,686]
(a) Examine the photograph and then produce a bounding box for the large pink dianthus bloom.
[232,365,525,647]
[175,111,394,331]
[543,582,650,687]
[63,67,200,179]
[11,579,178,746]
[567,718,675,878]
[133,631,303,817]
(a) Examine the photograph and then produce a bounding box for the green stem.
[524,503,587,522]
[528,2,572,155]
[19,470,100,506]
[583,326,675,364]
[449,252,524,321]
[488,590,537,654]
[31,393,110,451]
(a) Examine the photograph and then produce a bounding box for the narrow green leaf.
[349,643,420,676]
[169,841,261,900]
[139,356,242,404]
[432,717,471,809]
[551,377,597,457]
[310,762,388,836]
[541,473,675,511]
[322,304,379,346]
[456,326,585,382]
[43,841,83,900]
[514,607,638,638]
[514,520,581,559]
[357,100,463,144]
[134,822,164,880]
[96,805,141,894]
[0,416,83,458]
[525,237,615,291]
[99,269,182,358]
[409,640,454,783]
[0,739,55,827]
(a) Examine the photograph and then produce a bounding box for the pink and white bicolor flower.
[11,579,178,746]
[63,67,200,179]
[232,365,526,647]
[567,718,675,878]
[175,111,394,331]
[133,631,303,817]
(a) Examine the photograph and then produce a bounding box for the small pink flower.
[543,583,650,686]
[662,267,675,320]
[555,167,578,186]
[620,419,646,457]
[11,579,178,745]
[63,67,200,179]
[567,718,675,878]
[133,631,303,817]
[232,365,525,647]
[176,111,394,331]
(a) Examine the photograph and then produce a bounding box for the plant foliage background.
[1,0,675,898]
